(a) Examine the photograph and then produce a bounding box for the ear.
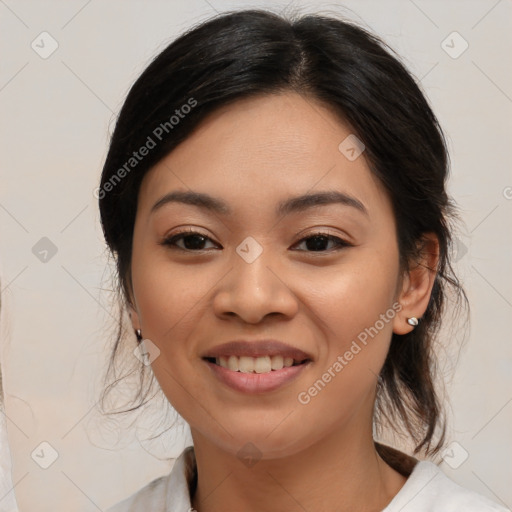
[393,233,439,335]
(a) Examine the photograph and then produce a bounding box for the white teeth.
[214,355,303,373]
[270,355,283,370]
[254,356,272,374]
[238,356,254,373]
[227,355,238,371]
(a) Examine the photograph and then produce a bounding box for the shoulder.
[385,460,510,512]
[106,475,170,512]
[105,445,196,512]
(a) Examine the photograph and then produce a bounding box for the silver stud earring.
[135,329,142,342]
[407,317,419,326]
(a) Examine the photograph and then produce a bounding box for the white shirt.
[0,402,19,512]
[107,445,510,512]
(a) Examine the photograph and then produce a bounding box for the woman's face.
[129,92,407,459]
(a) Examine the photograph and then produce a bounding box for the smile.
[205,355,308,374]
[203,356,312,393]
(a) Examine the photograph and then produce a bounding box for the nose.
[212,245,299,324]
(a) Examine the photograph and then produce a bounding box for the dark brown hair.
[98,9,467,456]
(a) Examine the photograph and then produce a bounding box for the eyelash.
[160,228,353,253]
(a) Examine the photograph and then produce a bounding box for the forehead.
[137,92,390,219]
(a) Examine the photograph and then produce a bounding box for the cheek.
[309,246,399,332]
[131,250,208,348]
[289,271,398,435]
[307,248,400,380]
[131,256,209,412]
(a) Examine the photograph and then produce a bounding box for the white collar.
[108,445,508,511]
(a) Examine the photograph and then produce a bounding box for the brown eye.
[292,233,352,252]
[161,230,219,251]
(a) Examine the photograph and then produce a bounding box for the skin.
[128,91,439,512]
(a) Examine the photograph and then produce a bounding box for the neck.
[189,424,408,512]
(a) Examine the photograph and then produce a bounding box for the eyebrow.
[151,190,368,217]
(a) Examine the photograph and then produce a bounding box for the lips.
[203,357,312,393]
[201,340,314,393]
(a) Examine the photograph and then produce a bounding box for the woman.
[98,9,508,511]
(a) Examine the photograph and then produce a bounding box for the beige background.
[1,0,511,510]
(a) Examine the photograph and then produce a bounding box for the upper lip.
[201,340,313,361]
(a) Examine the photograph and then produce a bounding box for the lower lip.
[203,359,311,394]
